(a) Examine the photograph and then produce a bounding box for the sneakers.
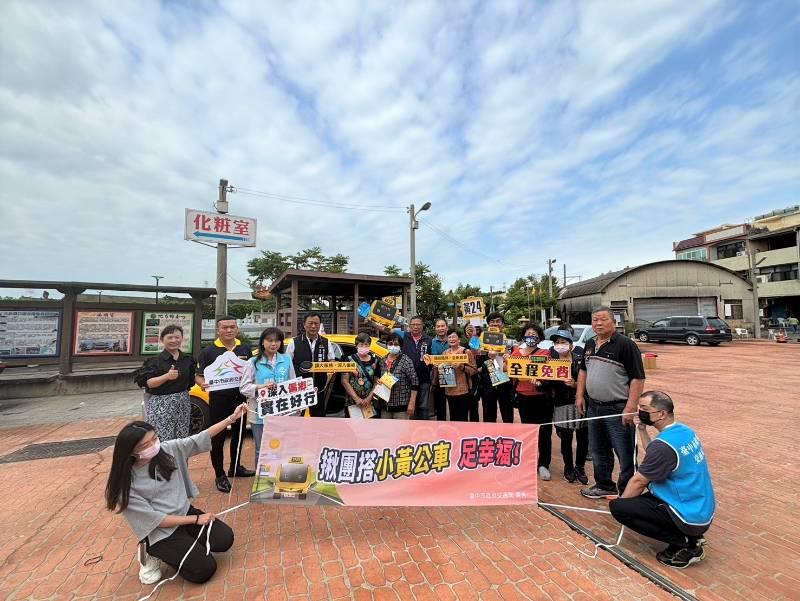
[574,466,589,485]
[138,551,162,585]
[563,467,577,483]
[656,544,706,568]
[538,466,551,481]
[215,475,232,493]
[580,484,618,499]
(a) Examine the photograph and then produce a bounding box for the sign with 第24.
[460,297,485,319]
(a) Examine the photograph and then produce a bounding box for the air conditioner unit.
[756,275,768,283]
[736,251,746,256]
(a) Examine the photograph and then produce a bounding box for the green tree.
[247,247,350,287]
[384,264,405,277]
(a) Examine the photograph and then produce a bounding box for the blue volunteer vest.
[250,353,294,424]
[649,423,716,527]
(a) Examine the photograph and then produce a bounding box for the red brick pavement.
[0,342,796,600]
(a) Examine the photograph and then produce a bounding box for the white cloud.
[0,0,797,297]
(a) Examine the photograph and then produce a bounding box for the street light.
[547,259,557,323]
[152,275,164,304]
[408,202,432,317]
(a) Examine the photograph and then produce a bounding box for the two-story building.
[672,205,800,326]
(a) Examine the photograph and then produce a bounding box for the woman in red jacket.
[511,323,554,481]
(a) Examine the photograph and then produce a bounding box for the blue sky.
[1,0,798,294]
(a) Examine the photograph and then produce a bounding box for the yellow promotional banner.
[309,361,359,373]
[507,357,572,381]
[460,297,485,319]
[423,354,470,365]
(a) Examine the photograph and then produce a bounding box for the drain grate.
[0,436,116,464]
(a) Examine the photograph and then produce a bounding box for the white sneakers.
[538,466,551,481]
[138,551,162,585]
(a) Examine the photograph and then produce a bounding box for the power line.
[235,186,404,213]
[419,220,539,271]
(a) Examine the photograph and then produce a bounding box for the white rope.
[538,503,612,515]
[563,420,641,560]
[137,417,251,601]
[540,411,638,427]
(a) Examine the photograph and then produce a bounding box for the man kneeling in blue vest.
[609,390,716,569]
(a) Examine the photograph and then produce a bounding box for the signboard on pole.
[0,310,61,358]
[185,209,257,246]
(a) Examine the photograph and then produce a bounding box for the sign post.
[185,179,257,319]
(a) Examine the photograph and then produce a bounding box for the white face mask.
[387,345,401,355]
[137,439,160,461]
[554,343,571,354]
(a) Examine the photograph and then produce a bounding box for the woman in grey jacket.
[105,403,247,585]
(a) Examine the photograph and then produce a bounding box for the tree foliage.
[247,247,349,287]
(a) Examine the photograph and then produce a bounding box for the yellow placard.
[423,354,470,365]
[460,296,485,319]
[480,331,506,353]
[507,357,572,381]
[368,300,398,329]
[309,361,358,373]
[377,372,398,390]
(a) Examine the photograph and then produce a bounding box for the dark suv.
[635,316,732,346]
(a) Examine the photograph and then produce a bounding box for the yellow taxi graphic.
[273,456,315,499]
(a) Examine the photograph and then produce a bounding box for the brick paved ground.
[0,341,797,600]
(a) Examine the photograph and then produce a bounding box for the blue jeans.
[251,422,264,469]
[587,399,635,493]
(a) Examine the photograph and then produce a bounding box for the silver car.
[538,324,596,351]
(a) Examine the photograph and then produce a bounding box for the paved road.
[0,388,144,427]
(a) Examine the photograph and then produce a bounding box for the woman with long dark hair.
[105,402,247,585]
[134,324,196,441]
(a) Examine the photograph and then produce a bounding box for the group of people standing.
[112,305,715,585]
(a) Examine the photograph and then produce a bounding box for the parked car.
[538,324,597,351]
[187,334,389,434]
[634,316,732,346]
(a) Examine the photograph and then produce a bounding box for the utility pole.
[563,264,567,289]
[547,259,557,323]
[746,238,761,339]
[152,275,163,304]
[215,179,230,318]
[408,202,431,318]
[490,286,494,313]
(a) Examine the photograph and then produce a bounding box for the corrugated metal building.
[559,260,755,328]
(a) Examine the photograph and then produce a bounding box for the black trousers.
[466,380,480,422]
[556,426,588,470]
[482,382,514,423]
[146,506,234,583]
[209,393,246,477]
[433,385,448,420]
[609,494,708,549]
[517,393,553,468]
[446,394,471,421]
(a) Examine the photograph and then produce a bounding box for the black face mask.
[638,409,659,425]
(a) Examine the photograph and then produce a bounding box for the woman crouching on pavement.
[105,402,248,585]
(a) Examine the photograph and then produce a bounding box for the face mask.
[524,336,540,347]
[137,440,160,461]
[357,346,371,357]
[554,343,571,354]
[638,410,658,426]
[387,345,401,355]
